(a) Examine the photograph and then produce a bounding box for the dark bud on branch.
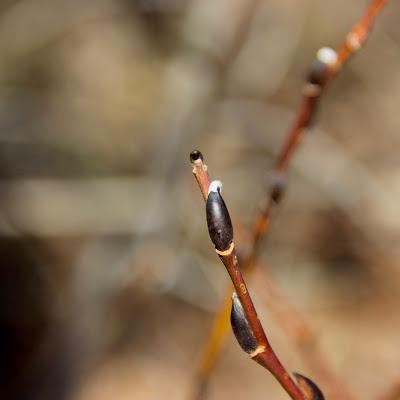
[308,59,328,86]
[230,292,258,354]
[307,47,337,86]
[269,173,286,204]
[293,373,325,400]
[190,149,204,163]
[206,181,233,251]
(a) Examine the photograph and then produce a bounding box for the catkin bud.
[230,292,258,354]
[307,47,337,86]
[293,373,325,400]
[206,181,233,251]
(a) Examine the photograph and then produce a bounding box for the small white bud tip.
[317,47,337,66]
[208,180,222,195]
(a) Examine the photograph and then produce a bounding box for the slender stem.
[191,154,211,200]
[219,251,268,347]
[219,249,305,400]
[332,0,388,76]
[276,0,388,174]
[254,352,300,398]
[191,153,305,400]
[275,94,318,173]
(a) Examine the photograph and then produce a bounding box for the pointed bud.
[230,292,258,354]
[293,373,325,400]
[206,181,233,251]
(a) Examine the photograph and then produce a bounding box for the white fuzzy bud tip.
[208,180,222,195]
[317,47,337,66]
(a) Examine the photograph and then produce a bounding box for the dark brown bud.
[206,181,233,251]
[269,173,286,204]
[307,59,327,86]
[230,292,258,354]
[307,47,337,86]
[190,150,203,163]
[293,373,325,400]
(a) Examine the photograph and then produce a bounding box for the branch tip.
[190,149,204,163]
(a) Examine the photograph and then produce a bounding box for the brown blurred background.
[0,0,399,399]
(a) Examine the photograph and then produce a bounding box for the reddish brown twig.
[190,151,316,400]
[190,150,211,200]
[252,264,354,400]
[219,251,304,400]
[331,0,388,79]
[241,0,389,277]
[276,0,388,174]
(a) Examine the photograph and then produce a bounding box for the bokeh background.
[0,0,399,399]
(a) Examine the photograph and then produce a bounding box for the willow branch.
[258,0,388,247]
[190,151,316,400]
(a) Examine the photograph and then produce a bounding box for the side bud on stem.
[293,373,325,400]
[230,292,258,354]
[269,172,286,205]
[206,181,233,251]
[307,47,338,87]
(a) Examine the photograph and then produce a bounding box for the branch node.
[249,345,267,358]
[215,242,235,256]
